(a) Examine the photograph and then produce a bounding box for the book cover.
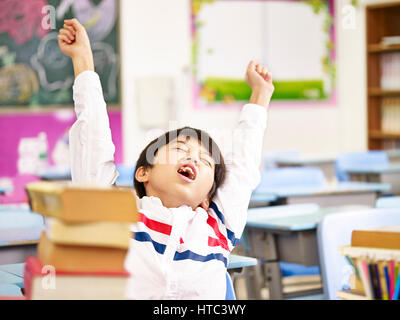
[351,226,400,250]
[24,257,129,300]
[37,232,128,272]
[44,217,132,249]
[25,181,139,223]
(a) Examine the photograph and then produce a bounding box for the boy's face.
[135,136,216,210]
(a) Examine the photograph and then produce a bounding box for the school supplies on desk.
[24,181,139,299]
[25,181,138,223]
[37,232,127,272]
[351,226,400,250]
[24,257,129,300]
[338,245,400,300]
[44,217,131,249]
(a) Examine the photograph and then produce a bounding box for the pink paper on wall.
[0,109,123,177]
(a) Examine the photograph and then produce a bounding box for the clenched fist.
[245,61,274,108]
[58,18,94,77]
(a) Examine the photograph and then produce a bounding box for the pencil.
[393,269,400,300]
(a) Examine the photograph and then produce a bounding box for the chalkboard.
[0,0,120,108]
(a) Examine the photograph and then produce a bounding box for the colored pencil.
[390,260,395,299]
[373,263,382,300]
[384,265,391,300]
[393,269,400,300]
[358,259,373,299]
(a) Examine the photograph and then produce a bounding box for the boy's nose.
[186,156,198,165]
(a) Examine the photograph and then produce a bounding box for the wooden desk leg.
[264,261,283,300]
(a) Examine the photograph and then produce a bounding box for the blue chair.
[376,196,400,208]
[225,273,236,300]
[0,284,23,297]
[263,150,300,170]
[0,208,44,243]
[255,167,326,193]
[115,164,136,187]
[335,151,389,182]
[317,208,400,299]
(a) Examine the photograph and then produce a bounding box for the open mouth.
[177,163,197,182]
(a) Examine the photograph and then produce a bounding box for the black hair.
[134,126,226,201]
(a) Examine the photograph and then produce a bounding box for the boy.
[58,19,274,299]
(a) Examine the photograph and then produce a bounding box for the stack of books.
[380,52,400,90]
[382,36,400,46]
[338,226,400,300]
[23,181,138,300]
[381,98,400,134]
[382,139,400,150]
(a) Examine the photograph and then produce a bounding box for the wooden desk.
[343,164,400,195]
[252,182,390,208]
[244,204,368,300]
[276,155,337,183]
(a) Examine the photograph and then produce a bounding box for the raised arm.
[58,19,119,184]
[210,61,274,248]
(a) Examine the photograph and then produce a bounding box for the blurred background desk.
[342,164,400,195]
[252,182,390,208]
[245,204,368,300]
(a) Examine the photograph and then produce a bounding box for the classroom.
[0,0,400,302]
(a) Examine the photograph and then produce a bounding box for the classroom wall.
[119,0,394,165]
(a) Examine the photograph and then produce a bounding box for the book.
[357,259,374,299]
[339,246,400,300]
[351,226,400,250]
[37,232,127,272]
[380,53,400,90]
[44,217,132,249]
[339,245,400,259]
[382,36,400,46]
[26,181,139,223]
[336,290,369,300]
[281,275,322,295]
[24,257,129,300]
[381,98,400,134]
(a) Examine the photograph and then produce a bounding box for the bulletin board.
[191,0,336,108]
[0,0,120,108]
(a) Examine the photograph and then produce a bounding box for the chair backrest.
[255,167,326,192]
[376,196,400,208]
[335,151,389,182]
[317,208,400,299]
[225,273,236,300]
[263,150,300,169]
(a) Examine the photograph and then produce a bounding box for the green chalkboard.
[0,0,120,108]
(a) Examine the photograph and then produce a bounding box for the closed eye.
[200,157,212,167]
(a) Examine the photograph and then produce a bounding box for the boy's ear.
[135,166,150,183]
[199,199,210,211]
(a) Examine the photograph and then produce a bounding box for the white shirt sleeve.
[210,104,267,246]
[69,71,119,185]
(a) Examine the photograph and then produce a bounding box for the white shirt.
[69,71,268,299]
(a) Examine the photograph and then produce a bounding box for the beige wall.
[119,0,395,164]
